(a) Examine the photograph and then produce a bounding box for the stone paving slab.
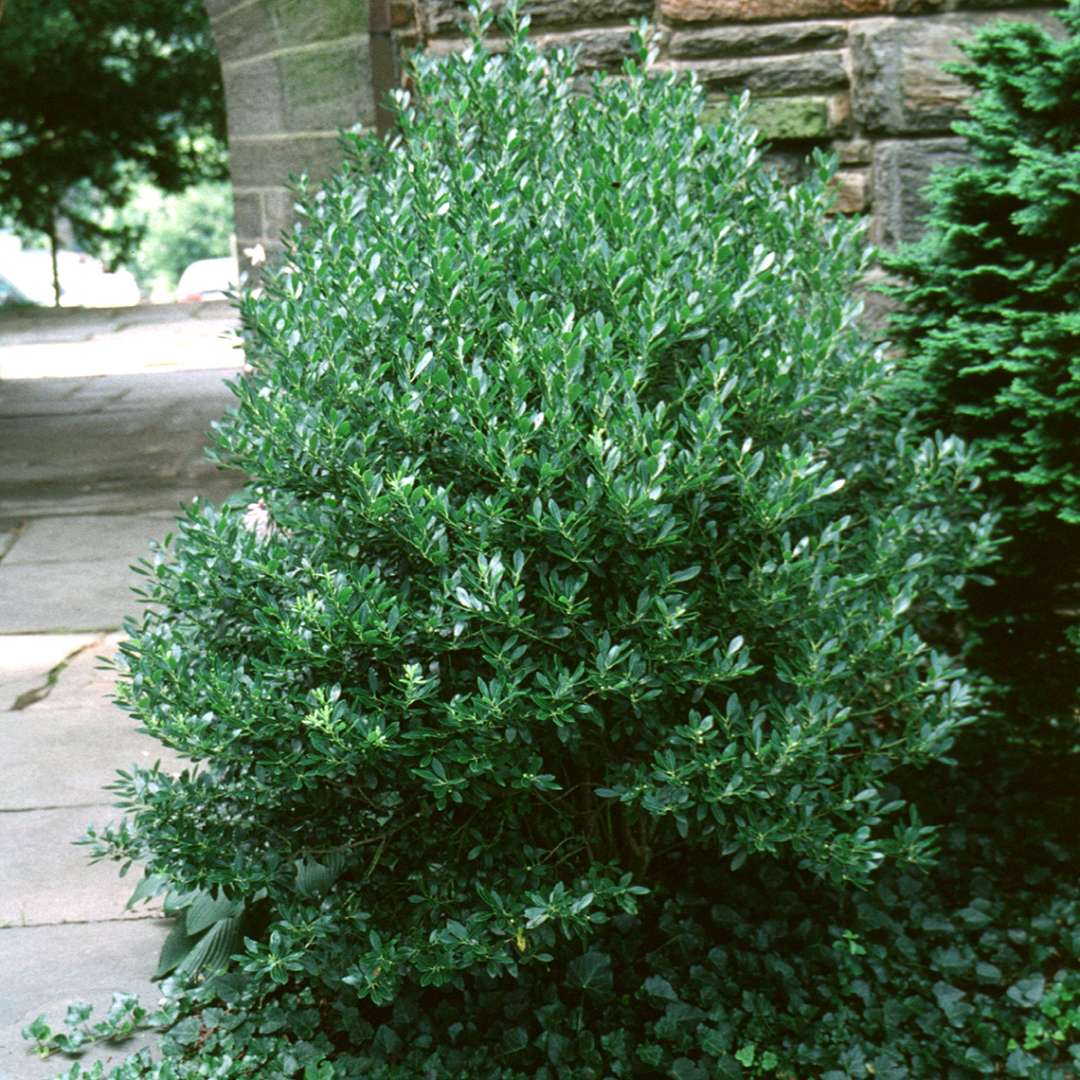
[0,920,168,1078]
[3,403,207,479]
[22,634,123,713]
[0,300,241,380]
[0,299,234,347]
[1,522,21,559]
[0,805,151,927]
[0,372,223,418]
[1,486,235,521]
[0,369,243,518]
[2,369,236,412]
[0,634,99,712]
[0,333,240,380]
[0,702,178,812]
[1,1024,158,1080]
[3,515,176,567]
[0,309,244,1077]
[0,560,147,633]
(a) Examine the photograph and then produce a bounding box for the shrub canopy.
[884,1,1080,727]
[94,7,995,1072]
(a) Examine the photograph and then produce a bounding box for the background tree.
[111,180,235,297]
[0,0,227,303]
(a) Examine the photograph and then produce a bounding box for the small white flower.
[242,499,275,541]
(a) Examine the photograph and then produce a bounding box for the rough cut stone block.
[262,190,299,242]
[421,0,651,36]
[761,148,819,187]
[427,26,636,69]
[203,0,247,15]
[282,41,375,132]
[836,138,874,164]
[220,57,287,138]
[536,28,639,70]
[230,135,346,191]
[832,169,870,213]
[850,12,1059,136]
[872,137,967,245]
[664,51,848,95]
[829,93,852,135]
[391,0,415,28]
[231,191,263,243]
[747,96,832,140]
[667,20,847,59]
[851,17,976,135]
[212,0,366,62]
[953,0,1064,7]
[660,0,944,24]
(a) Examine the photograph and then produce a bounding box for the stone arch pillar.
[203,0,379,270]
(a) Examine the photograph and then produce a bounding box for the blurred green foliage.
[114,181,234,296]
[0,0,227,284]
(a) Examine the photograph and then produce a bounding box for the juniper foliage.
[884,2,1080,727]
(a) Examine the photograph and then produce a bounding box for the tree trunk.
[48,220,61,307]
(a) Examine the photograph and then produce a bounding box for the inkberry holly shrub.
[85,4,999,1074]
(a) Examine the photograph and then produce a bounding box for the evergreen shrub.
[78,6,1009,1075]
[884,1,1080,729]
[59,758,1080,1078]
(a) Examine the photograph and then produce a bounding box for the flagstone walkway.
[0,304,243,1077]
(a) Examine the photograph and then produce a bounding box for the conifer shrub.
[884,2,1080,731]
[82,6,1002,1075]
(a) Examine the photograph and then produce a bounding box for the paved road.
[0,304,244,1076]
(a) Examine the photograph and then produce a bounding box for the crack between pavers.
[0,913,167,930]
[0,519,26,564]
[0,802,116,813]
[11,633,109,711]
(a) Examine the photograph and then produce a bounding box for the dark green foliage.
[883,2,1080,729]
[0,0,227,274]
[47,747,1080,1078]
[70,5,1019,1076]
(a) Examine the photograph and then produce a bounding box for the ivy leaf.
[643,975,680,1002]
[566,951,613,997]
[735,1043,756,1067]
[1007,974,1046,1008]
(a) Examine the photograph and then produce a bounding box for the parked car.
[0,269,34,307]
[0,239,140,307]
[175,256,238,302]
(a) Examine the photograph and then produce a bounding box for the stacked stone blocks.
[199,0,1064,258]
[204,0,374,269]
[391,0,1065,246]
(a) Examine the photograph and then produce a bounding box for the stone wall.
[388,0,1065,246]
[204,0,375,268]
[198,0,1064,262]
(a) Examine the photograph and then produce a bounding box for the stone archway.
[204,0,392,268]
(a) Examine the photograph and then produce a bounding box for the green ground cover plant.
[31,4,1079,1077]
[35,745,1080,1078]
[884,0,1080,734]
